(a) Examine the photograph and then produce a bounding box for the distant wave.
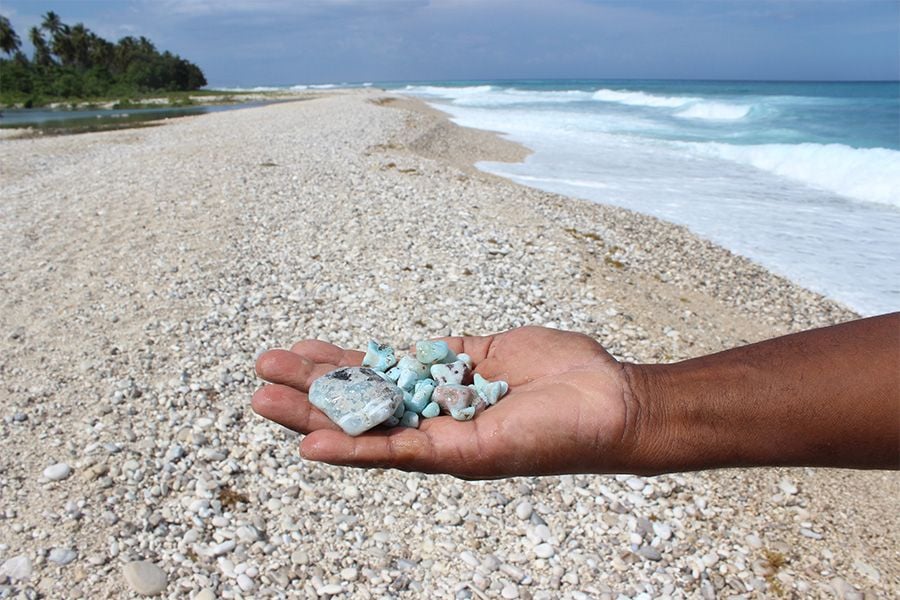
[403,84,493,97]
[591,88,697,108]
[691,142,900,208]
[675,102,751,120]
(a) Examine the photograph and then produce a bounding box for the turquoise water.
[0,99,282,130]
[395,79,900,315]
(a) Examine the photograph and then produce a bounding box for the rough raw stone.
[309,367,404,436]
[430,360,470,386]
[421,402,441,419]
[122,560,167,596]
[415,340,454,365]
[473,373,510,405]
[433,384,481,419]
[361,341,397,371]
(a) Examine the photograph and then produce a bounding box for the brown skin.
[252,313,899,478]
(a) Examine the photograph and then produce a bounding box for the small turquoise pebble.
[415,340,456,365]
[362,341,398,372]
[393,401,406,419]
[400,411,420,428]
[421,402,440,418]
[450,406,476,421]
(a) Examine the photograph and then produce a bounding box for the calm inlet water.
[0,100,282,131]
[398,80,900,316]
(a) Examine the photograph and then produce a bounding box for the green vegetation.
[0,11,206,107]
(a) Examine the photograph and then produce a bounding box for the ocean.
[394,80,900,317]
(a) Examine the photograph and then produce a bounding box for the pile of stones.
[309,340,509,436]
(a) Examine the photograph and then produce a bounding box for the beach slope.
[0,90,894,598]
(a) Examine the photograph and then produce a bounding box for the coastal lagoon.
[0,99,287,133]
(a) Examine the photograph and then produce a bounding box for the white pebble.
[436,509,462,526]
[459,551,479,567]
[533,543,555,558]
[122,560,167,596]
[236,526,260,543]
[207,540,235,557]
[236,573,254,592]
[0,555,32,581]
[317,583,343,595]
[515,500,533,520]
[778,479,798,495]
[43,463,72,481]
[653,522,673,541]
[48,547,77,565]
[625,477,645,491]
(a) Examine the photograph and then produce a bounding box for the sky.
[1,0,898,86]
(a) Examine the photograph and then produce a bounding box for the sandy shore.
[0,90,895,598]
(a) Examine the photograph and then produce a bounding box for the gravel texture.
[0,89,896,598]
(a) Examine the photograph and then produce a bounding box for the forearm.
[623,313,900,473]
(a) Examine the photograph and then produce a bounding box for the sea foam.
[692,142,900,208]
[675,102,751,120]
[591,88,697,108]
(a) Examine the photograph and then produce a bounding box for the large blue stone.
[308,367,404,436]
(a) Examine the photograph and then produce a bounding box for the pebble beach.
[0,90,896,598]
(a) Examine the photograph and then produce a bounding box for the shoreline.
[0,90,892,598]
[382,92,859,331]
[395,84,898,318]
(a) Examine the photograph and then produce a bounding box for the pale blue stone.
[430,360,469,386]
[361,341,398,372]
[410,379,436,412]
[473,373,509,406]
[397,368,418,392]
[450,406,476,421]
[484,380,509,405]
[383,416,400,427]
[405,387,431,413]
[415,340,456,365]
[393,401,406,419]
[308,367,404,436]
[473,373,488,394]
[405,379,435,413]
[400,411,420,428]
[397,355,429,378]
[416,378,436,391]
[421,402,440,418]
[385,366,401,382]
[457,353,473,369]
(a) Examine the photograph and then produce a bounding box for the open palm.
[252,326,635,478]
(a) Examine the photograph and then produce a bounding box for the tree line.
[0,11,207,106]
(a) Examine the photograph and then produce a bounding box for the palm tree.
[88,34,114,70]
[29,26,53,66]
[0,15,21,57]
[68,23,90,69]
[41,11,62,37]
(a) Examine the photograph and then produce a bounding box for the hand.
[252,326,641,478]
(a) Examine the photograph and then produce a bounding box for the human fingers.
[289,339,365,366]
[251,384,340,433]
[299,420,488,476]
[255,349,341,391]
